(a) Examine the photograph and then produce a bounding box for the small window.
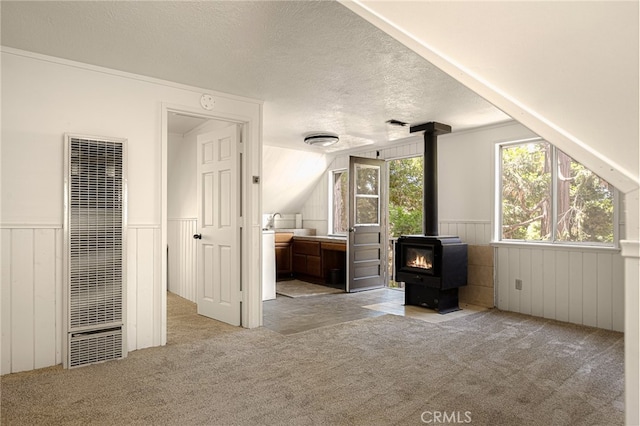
[330,169,348,235]
[498,139,615,245]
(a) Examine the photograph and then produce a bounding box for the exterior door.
[195,124,241,326]
[347,156,387,292]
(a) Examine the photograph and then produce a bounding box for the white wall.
[168,132,196,219]
[1,49,262,373]
[262,145,330,215]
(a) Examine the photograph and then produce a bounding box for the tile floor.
[262,282,487,335]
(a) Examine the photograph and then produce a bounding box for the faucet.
[267,212,281,229]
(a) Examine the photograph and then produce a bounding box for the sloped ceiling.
[343,0,639,193]
[1,0,510,155]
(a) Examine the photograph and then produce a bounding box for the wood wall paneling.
[496,246,624,332]
[1,230,13,374]
[33,229,57,369]
[0,225,161,374]
[167,219,197,302]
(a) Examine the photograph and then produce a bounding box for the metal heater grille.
[69,328,123,368]
[66,136,126,367]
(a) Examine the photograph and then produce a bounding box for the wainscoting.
[167,219,197,303]
[495,244,624,332]
[1,225,162,374]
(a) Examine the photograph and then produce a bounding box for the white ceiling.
[1,0,511,153]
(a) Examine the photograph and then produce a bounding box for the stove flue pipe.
[409,122,451,237]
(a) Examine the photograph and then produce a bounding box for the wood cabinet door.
[275,243,292,275]
[306,256,322,277]
[292,253,307,274]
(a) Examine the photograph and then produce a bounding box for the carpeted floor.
[1,295,624,425]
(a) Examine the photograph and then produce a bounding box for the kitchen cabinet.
[292,240,322,278]
[292,237,346,285]
[275,232,293,279]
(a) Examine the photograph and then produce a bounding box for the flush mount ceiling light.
[304,133,339,147]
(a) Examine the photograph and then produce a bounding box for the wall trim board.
[1,47,264,108]
[621,240,640,258]
[0,224,63,229]
[492,241,621,255]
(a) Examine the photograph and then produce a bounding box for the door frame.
[161,100,263,345]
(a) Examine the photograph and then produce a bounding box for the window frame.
[495,137,619,248]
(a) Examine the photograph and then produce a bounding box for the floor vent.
[64,134,127,368]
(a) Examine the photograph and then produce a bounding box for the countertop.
[292,235,347,243]
[272,228,316,236]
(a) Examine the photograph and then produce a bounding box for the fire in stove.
[406,249,433,270]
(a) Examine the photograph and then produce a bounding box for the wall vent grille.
[69,328,123,368]
[65,135,127,368]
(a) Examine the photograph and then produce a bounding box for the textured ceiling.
[1,0,510,153]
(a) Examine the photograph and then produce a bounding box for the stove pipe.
[409,122,452,237]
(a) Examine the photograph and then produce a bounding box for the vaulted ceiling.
[1,0,510,153]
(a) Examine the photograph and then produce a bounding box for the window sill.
[490,240,620,254]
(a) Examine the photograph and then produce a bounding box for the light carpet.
[1,306,623,425]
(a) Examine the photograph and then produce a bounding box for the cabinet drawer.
[321,242,346,252]
[293,240,320,256]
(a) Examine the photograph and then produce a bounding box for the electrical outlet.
[515,279,523,290]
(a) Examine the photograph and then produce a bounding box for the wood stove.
[395,122,468,313]
[396,235,467,313]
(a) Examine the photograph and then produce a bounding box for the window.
[354,164,380,225]
[388,156,423,238]
[330,170,348,235]
[498,139,616,245]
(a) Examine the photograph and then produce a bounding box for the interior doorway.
[165,112,240,341]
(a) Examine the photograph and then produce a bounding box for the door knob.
[193,234,202,239]
[348,228,356,233]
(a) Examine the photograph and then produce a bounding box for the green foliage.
[388,157,423,237]
[501,143,551,240]
[501,142,613,243]
[557,159,613,243]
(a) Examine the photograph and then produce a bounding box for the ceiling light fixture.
[303,133,339,147]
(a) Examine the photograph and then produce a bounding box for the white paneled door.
[196,125,241,326]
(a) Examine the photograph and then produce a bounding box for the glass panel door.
[347,156,386,292]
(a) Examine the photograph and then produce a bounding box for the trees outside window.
[387,156,424,289]
[330,170,348,235]
[388,157,423,238]
[500,140,615,244]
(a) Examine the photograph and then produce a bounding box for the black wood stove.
[395,122,468,313]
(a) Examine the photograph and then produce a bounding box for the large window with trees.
[388,157,423,237]
[499,139,616,245]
